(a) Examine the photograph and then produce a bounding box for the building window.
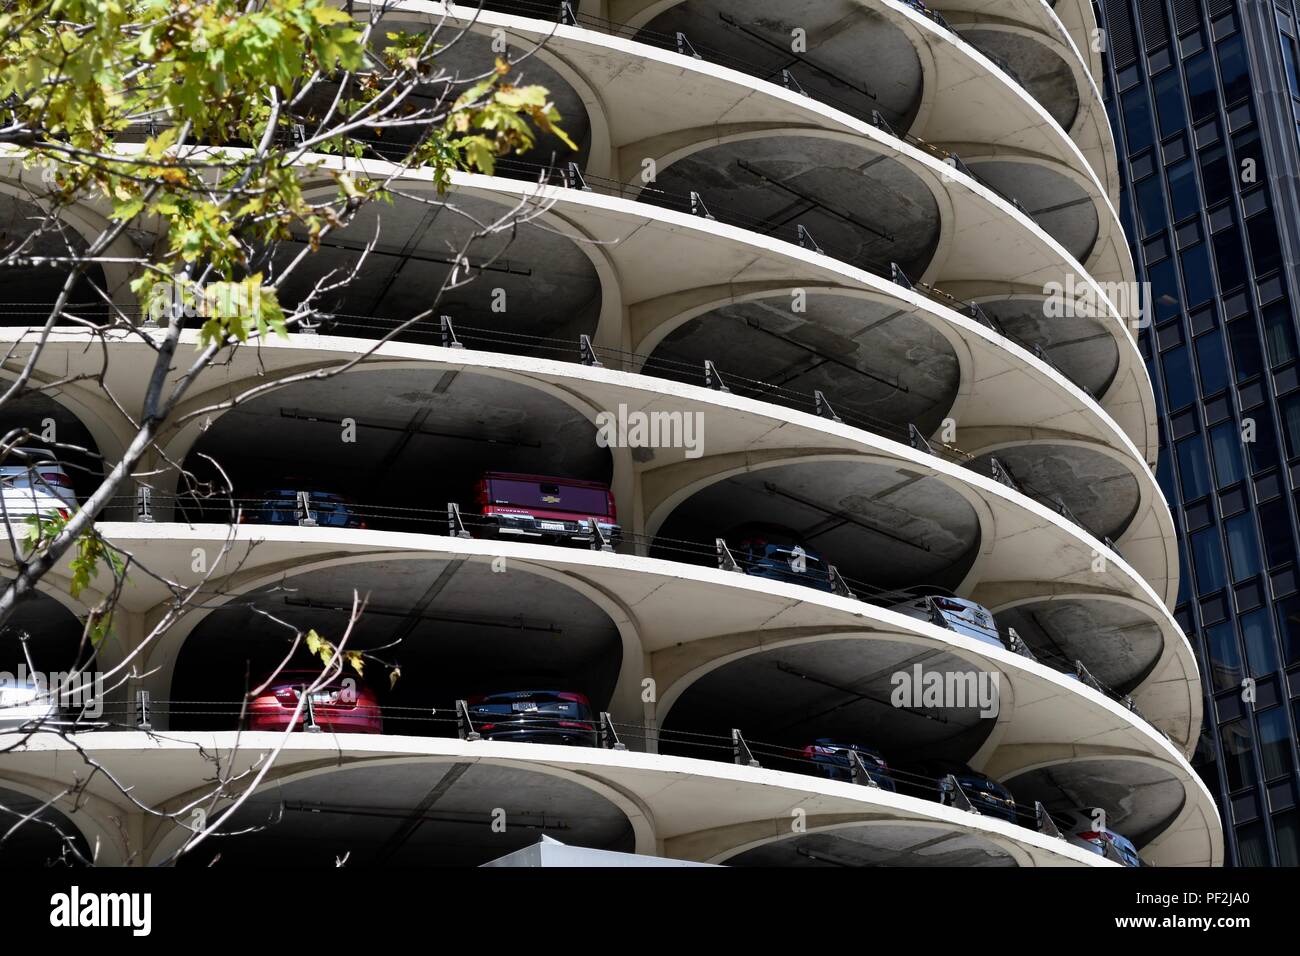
[1154,68,1188,137]
[1123,88,1156,152]
[1246,207,1282,276]
[1162,345,1196,409]
[1281,392,1300,460]
[1259,499,1295,568]
[1209,420,1245,485]
[1220,718,1257,791]
[1225,512,1261,582]
[1257,707,1295,780]
[1181,243,1215,307]
[1245,406,1280,473]
[1177,432,1212,498]
[1205,622,1244,691]
[1240,607,1280,676]
[1199,142,1232,204]
[1277,593,1300,665]
[1192,526,1229,592]
[1227,318,1264,380]
[1136,175,1166,236]
[1276,810,1300,868]
[1213,229,1248,291]
[1185,49,1219,121]
[1217,34,1251,106]
[1262,301,1299,366]
[1235,821,1269,866]
[1167,159,1199,222]
[1194,328,1229,395]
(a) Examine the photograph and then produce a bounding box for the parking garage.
[172,760,635,867]
[169,557,623,733]
[176,366,610,526]
[724,823,1019,867]
[266,189,603,353]
[646,294,960,438]
[652,458,982,593]
[660,636,1000,768]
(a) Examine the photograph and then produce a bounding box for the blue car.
[241,489,365,529]
[900,760,1020,824]
[803,739,897,790]
[731,531,834,592]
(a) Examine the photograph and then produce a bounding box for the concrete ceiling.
[977,297,1119,397]
[958,28,1080,130]
[967,442,1140,541]
[0,588,86,673]
[639,0,923,128]
[727,823,1018,866]
[181,367,610,521]
[648,136,940,279]
[0,382,104,500]
[175,761,633,867]
[0,194,105,321]
[652,293,960,435]
[662,638,997,763]
[269,192,601,348]
[967,159,1098,263]
[1004,757,1187,850]
[293,20,591,170]
[172,558,623,726]
[0,786,90,867]
[656,459,981,591]
[996,598,1163,692]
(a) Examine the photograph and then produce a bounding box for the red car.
[470,472,619,546]
[247,670,383,734]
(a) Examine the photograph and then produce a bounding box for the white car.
[888,595,1002,649]
[0,449,76,525]
[0,678,58,730]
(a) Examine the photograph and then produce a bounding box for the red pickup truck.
[470,471,620,546]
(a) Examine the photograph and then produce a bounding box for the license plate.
[512,702,539,712]
[538,521,565,531]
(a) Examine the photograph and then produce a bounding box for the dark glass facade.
[1094,0,1300,865]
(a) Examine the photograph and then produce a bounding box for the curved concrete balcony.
[0,732,1130,867]
[1,527,1219,865]
[373,2,1131,294]
[2,325,1174,603]
[0,149,1157,464]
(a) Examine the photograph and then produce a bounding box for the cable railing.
[89,487,1149,726]
[29,692,1147,862]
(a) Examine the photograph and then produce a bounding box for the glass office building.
[1094,0,1300,865]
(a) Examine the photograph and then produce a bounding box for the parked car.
[470,472,619,546]
[0,449,76,523]
[247,669,382,734]
[239,488,365,529]
[466,690,598,747]
[0,676,57,730]
[802,738,897,790]
[1053,807,1142,866]
[899,760,1019,824]
[888,595,1001,649]
[728,524,834,592]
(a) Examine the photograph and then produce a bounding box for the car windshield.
[487,478,608,516]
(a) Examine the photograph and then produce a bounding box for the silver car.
[888,595,1001,649]
[0,448,77,525]
[1053,807,1142,866]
